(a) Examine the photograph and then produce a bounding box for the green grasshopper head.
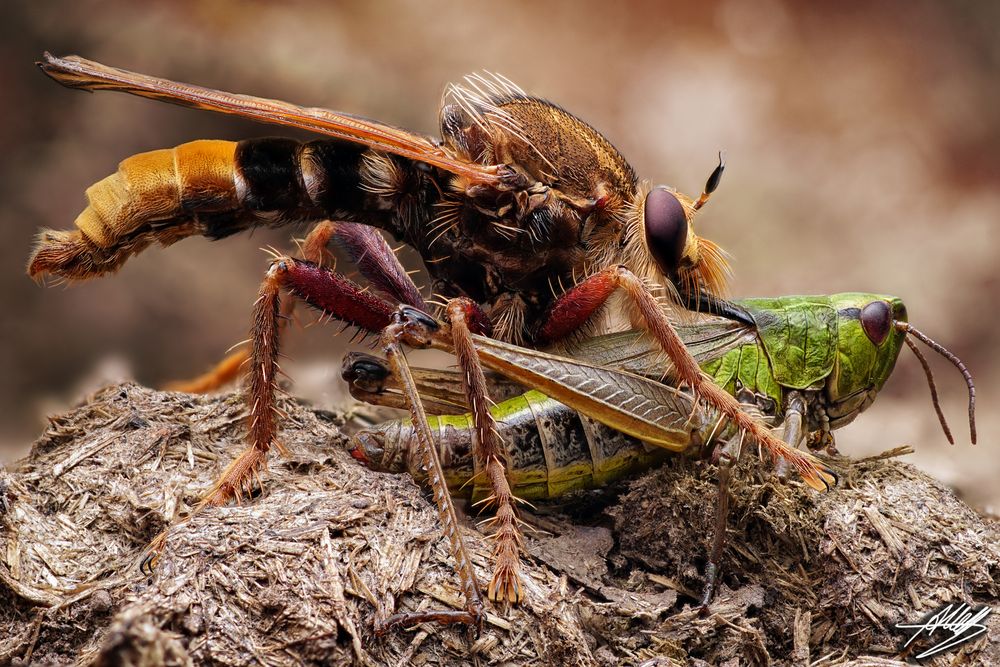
[825,293,976,444]
[823,294,907,428]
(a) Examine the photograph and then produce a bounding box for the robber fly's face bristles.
[684,235,732,301]
[896,321,978,445]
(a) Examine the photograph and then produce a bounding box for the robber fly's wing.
[38,53,503,186]
[568,317,757,379]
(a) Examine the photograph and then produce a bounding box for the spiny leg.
[207,258,397,505]
[206,258,482,628]
[536,265,836,491]
[344,300,529,603]
[446,298,525,604]
[378,307,484,630]
[141,268,287,570]
[144,256,396,571]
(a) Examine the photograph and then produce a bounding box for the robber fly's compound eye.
[643,187,688,278]
[860,300,892,346]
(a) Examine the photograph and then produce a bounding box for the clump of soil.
[1,383,997,665]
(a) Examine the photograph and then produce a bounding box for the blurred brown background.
[2,1,997,508]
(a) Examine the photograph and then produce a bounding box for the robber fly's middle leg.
[440,298,525,604]
[346,297,530,605]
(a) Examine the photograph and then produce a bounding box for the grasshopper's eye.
[861,301,892,345]
[644,187,688,278]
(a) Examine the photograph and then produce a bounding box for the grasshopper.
[344,293,976,607]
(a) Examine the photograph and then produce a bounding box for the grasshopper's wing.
[38,53,503,186]
[470,335,716,451]
[345,319,755,413]
[568,317,757,379]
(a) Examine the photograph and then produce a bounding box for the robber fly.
[30,55,834,624]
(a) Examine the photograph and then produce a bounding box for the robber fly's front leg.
[534,266,836,491]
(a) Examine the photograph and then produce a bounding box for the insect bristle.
[693,236,733,300]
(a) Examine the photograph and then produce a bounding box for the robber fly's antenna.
[896,322,977,444]
[693,151,725,212]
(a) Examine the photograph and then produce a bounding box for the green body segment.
[353,292,909,498]
[358,388,727,502]
[700,293,906,428]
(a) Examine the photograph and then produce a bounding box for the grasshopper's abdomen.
[28,138,399,280]
[351,390,673,501]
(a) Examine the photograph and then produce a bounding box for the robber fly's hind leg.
[163,221,341,394]
[143,253,398,571]
[536,266,835,491]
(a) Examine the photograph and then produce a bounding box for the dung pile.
[1,383,996,665]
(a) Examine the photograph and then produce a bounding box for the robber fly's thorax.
[426,93,643,341]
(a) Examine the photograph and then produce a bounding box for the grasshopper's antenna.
[904,336,954,445]
[693,151,725,212]
[897,322,977,444]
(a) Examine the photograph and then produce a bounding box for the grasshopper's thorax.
[819,294,907,429]
[717,293,906,433]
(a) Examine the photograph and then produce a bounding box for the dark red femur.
[643,187,687,278]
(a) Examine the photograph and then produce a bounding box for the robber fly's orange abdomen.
[81,140,238,247]
[28,137,426,281]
